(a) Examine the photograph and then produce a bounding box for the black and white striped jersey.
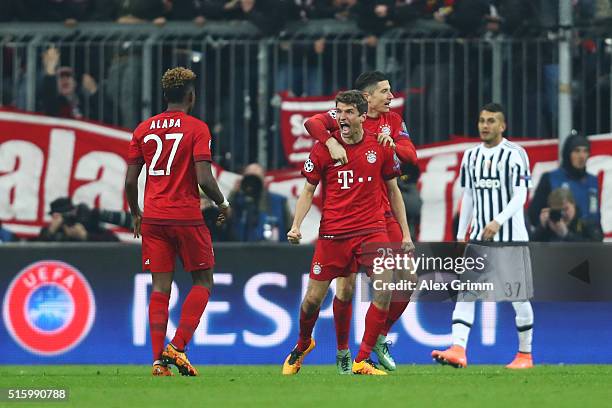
[458,138,533,242]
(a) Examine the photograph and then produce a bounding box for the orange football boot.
[152,361,174,376]
[431,345,467,368]
[282,339,316,375]
[161,344,198,376]
[506,352,534,369]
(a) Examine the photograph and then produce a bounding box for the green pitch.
[1,365,611,408]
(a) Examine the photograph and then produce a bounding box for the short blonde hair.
[161,67,196,103]
[548,188,575,209]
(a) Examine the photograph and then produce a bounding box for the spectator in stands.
[228,163,291,242]
[528,133,601,229]
[531,188,603,242]
[43,0,99,26]
[96,0,170,26]
[356,1,434,36]
[39,47,111,122]
[220,0,286,35]
[105,43,142,129]
[398,162,422,239]
[0,0,19,22]
[296,0,357,21]
[0,222,15,243]
[38,197,119,242]
[170,0,225,25]
[431,0,494,37]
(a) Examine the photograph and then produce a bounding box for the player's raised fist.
[287,227,302,244]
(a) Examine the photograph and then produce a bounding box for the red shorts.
[310,231,389,281]
[141,224,214,273]
[385,216,402,242]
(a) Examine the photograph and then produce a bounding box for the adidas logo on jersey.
[145,259,150,265]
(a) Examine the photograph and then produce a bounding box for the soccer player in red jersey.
[281,90,412,376]
[124,67,229,377]
[304,71,417,371]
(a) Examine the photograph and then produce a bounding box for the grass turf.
[0,365,611,408]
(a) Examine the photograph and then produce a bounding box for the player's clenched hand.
[287,227,302,244]
[377,133,395,148]
[132,214,142,238]
[401,238,415,254]
[216,206,229,226]
[482,220,500,241]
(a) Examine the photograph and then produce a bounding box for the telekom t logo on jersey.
[337,170,373,189]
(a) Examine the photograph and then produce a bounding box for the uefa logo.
[2,261,96,356]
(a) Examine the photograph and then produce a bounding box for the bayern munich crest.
[2,261,96,356]
[380,124,391,136]
[312,262,322,275]
[366,150,377,163]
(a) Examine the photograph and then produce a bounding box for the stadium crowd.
[0,1,607,244]
[1,1,610,36]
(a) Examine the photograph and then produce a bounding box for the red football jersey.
[127,111,212,225]
[304,109,417,217]
[301,129,400,238]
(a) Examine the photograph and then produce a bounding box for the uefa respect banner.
[278,93,406,167]
[1,109,611,241]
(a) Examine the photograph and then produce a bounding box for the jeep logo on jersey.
[2,261,95,356]
[475,178,501,189]
[379,124,391,137]
[366,150,377,164]
[304,159,314,173]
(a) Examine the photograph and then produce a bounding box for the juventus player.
[431,103,535,369]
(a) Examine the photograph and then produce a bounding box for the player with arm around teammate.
[304,71,418,371]
[281,90,412,376]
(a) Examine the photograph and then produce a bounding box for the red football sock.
[380,301,409,336]
[355,304,388,363]
[297,307,320,352]
[171,286,210,351]
[333,297,352,350]
[149,291,170,361]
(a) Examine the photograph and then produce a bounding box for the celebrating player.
[281,90,412,376]
[125,67,229,377]
[431,103,535,369]
[304,71,417,371]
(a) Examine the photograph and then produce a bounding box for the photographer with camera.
[528,132,601,230]
[228,163,291,242]
[38,197,119,242]
[531,188,603,242]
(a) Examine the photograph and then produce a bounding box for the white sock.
[512,301,534,353]
[451,301,475,349]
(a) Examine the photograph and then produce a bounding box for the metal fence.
[1,22,611,170]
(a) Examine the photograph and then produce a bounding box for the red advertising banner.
[279,93,406,167]
[1,110,611,242]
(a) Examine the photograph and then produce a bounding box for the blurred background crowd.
[0,1,608,244]
[1,1,611,37]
